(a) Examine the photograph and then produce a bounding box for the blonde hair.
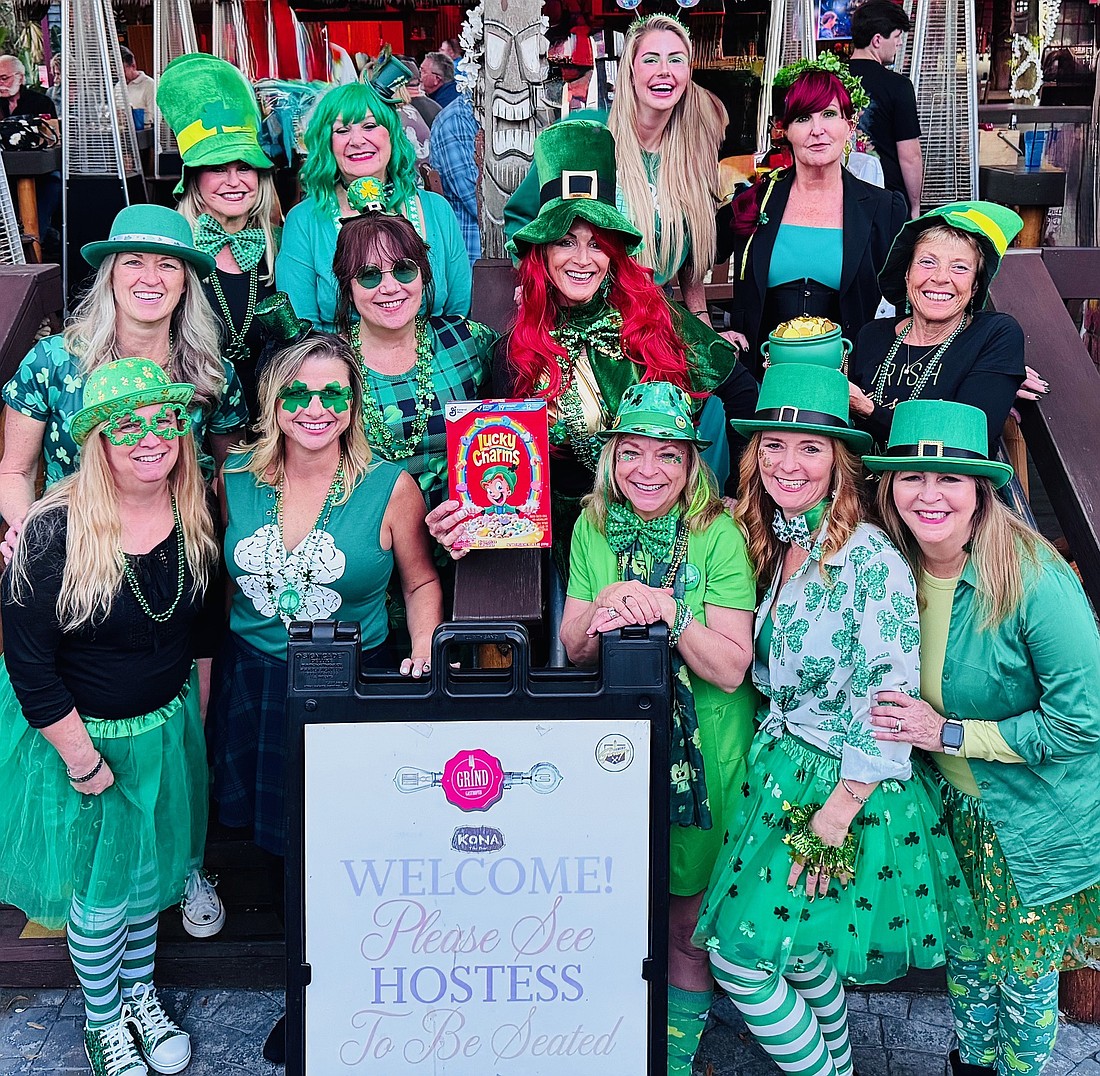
[177,168,281,284]
[875,472,1064,629]
[608,15,726,284]
[227,333,372,500]
[581,435,724,534]
[63,254,227,415]
[9,431,217,631]
[735,432,867,589]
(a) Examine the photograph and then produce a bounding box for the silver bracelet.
[841,779,867,806]
[67,753,104,784]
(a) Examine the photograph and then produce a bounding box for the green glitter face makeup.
[102,403,188,446]
[278,380,353,413]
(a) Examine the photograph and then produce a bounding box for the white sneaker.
[125,983,191,1075]
[180,867,225,938]
[83,1010,148,1076]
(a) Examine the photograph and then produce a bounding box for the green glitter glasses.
[278,380,353,413]
[102,403,189,446]
[354,259,420,290]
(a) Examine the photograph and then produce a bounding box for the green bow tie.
[606,502,679,559]
[550,302,624,362]
[771,499,830,560]
[193,214,267,273]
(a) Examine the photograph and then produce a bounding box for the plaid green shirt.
[363,316,497,505]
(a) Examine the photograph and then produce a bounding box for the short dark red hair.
[780,70,854,127]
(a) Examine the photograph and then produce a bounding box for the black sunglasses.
[355,259,420,289]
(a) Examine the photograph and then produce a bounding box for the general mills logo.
[452,826,506,854]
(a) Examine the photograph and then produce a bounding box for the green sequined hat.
[156,53,275,195]
[70,358,195,445]
[255,291,313,346]
[507,120,643,256]
[862,399,1013,488]
[597,381,711,448]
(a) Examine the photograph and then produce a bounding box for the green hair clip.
[278,380,353,413]
[773,52,871,113]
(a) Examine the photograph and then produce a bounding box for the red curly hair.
[507,225,695,399]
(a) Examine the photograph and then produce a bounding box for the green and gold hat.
[507,120,643,256]
[862,399,1013,488]
[157,53,274,195]
[730,363,872,450]
[71,358,195,445]
[879,201,1024,310]
[597,381,710,448]
[80,204,215,276]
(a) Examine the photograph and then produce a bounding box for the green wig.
[299,82,418,218]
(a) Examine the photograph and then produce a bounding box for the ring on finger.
[894,718,902,733]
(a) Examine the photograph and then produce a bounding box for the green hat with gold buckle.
[70,358,195,445]
[597,381,711,448]
[157,53,274,195]
[507,120,643,257]
[862,399,1013,488]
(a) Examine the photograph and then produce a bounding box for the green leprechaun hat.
[481,464,518,490]
[730,363,872,451]
[70,358,194,446]
[862,399,1013,488]
[366,45,415,101]
[597,381,711,447]
[80,204,215,276]
[878,200,1024,311]
[157,53,274,195]
[255,291,313,346]
[507,120,643,256]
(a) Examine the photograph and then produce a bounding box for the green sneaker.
[83,1013,147,1076]
[125,983,191,1074]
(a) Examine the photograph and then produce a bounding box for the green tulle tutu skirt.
[0,661,208,929]
[695,730,976,985]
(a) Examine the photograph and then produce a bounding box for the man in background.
[430,91,481,265]
[440,38,463,63]
[848,0,923,217]
[420,52,459,109]
[119,45,156,127]
[0,55,56,118]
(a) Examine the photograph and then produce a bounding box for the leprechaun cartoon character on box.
[481,465,520,513]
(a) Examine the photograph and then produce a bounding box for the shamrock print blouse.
[755,521,920,784]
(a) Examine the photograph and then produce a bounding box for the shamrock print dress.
[695,521,975,984]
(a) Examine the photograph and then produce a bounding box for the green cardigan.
[940,550,1100,905]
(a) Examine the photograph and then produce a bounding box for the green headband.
[627,12,691,41]
[774,52,871,113]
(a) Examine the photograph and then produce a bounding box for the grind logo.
[441,748,506,811]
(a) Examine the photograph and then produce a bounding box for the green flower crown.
[773,52,871,113]
[627,12,691,42]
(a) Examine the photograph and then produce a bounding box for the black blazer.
[716,169,907,368]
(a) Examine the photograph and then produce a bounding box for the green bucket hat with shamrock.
[730,363,872,451]
[70,358,195,445]
[157,53,274,195]
[878,200,1024,310]
[507,120,643,257]
[597,381,711,448]
[80,204,215,276]
[862,399,1013,488]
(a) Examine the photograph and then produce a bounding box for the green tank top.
[223,457,401,659]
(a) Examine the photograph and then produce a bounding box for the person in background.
[439,38,463,63]
[420,51,459,108]
[0,54,56,118]
[848,0,923,218]
[430,91,481,265]
[46,53,62,112]
[400,58,442,128]
[119,45,156,128]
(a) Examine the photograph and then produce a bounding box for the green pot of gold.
[761,316,852,370]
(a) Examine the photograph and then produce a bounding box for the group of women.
[0,22,1089,1076]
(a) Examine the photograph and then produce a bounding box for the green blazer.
[939,550,1100,905]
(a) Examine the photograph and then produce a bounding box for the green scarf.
[193,213,267,273]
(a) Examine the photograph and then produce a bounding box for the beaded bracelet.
[782,801,857,878]
[669,599,694,647]
[67,754,104,784]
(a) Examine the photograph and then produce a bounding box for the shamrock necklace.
[208,266,258,370]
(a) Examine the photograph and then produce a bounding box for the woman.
[719,60,907,374]
[695,357,970,1076]
[275,81,471,330]
[866,399,1100,1076]
[505,13,728,321]
[332,209,496,505]
[849,202,1028,451]
[0,360,218,1076]
[0,203,249,535]
[159,52,281,421]
[560,382,757,1076]
[209,331,442,858]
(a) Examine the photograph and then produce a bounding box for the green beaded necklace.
[208,266,258,369]
[121,496,185,624]
[350,316,435,461]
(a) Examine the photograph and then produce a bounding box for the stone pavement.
[5,985,1100,1074]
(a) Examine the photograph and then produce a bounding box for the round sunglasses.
[354,259,420,290]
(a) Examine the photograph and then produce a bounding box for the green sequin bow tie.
[771,499,830,560]
[550,303,624,361]
[193,214,267,273]
[606,503,679,559]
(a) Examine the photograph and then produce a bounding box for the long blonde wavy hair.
[608,14,726,284]
[177,167,281,284]
[226,333,372,501]
[8,430,217,630]
[63,254,227,414]
[875,472,1064,629]
[735,432,867,590]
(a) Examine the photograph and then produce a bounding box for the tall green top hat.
[862,399,1013,488]
[71,358,195,445]
[366,45,415,101]
[597,381,711,448]
[730,363,872,450]
[878,200,1024,311]
[80,204,215,276]
[507,120,643,256]
[157,53,274,195]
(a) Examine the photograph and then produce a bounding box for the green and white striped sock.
[67,897,127,1028]
[119,909,159,1002]
[787,951,854,1076]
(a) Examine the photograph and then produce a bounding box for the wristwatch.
[940,719,964,755]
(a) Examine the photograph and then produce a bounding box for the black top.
[0,86,57,119]
[2,509,204,729]
[849,310,1026,450]
[848,60,922,204]
[717,169,907,378]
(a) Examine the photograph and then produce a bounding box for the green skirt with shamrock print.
[694,730,976,984]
